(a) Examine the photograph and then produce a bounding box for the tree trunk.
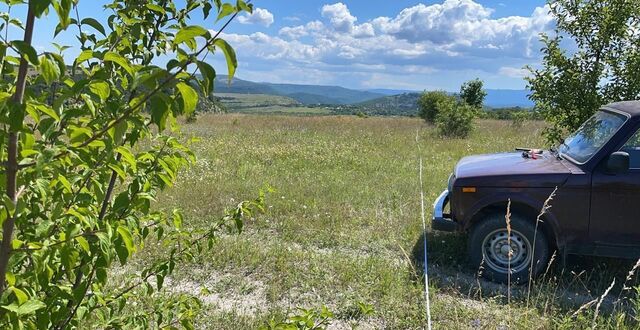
[0,3,35,294]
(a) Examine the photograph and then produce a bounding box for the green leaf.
[172,209,183,229]
[117,226,134,254]
[88,80,111,101]
[16,300,46,315]
[236,0,253,13]
[75,236,90,253]
[11,41,39,65]
[8,101,26,131]
[156,274,164,290]
[107,164,126,180]
[196,61,216,96]
[76,49,93,64]
[216,3,235,22]
[2,299,47,315]
[39,55,60,85]
[31,0,52,18]
[81,17,106,36]
[146,3,166,14]
[58,175,72,193]
[203,2,212,19]
[11,287,27,305]
[214,39,237,81]
[114,121,127,145]
[6,273,15,287]
[52,42,71,53]
[35,104,60,121]
[0,303,19,314]
[176,82,198,115]
[174,25,208,45]
[81,94,95,116]
[150,95,170,131]
[103,52,134,76]
[115,146,137,170]
[52,0,72,29]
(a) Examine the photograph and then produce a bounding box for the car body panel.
[432,101,640,260]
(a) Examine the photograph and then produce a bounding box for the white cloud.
[372,0,554,58]
[284,16,301,22]
[321,3,357,33]
[279,21,327,40]
[222,1,556,90]
[237,8,274,27]
[499,66,529,78]
[352,23,375,38]
[279,25,308,39]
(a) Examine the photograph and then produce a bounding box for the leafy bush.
[418,90,452,123]
[0,0,255,328]
[355,110,368,118]
[527,0,640,144]
[261,302,374,330]
[261,306,335,330]
[435,98,475,138]
[511,110,529,128]
[460,78,487,109]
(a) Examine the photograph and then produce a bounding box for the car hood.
[454,151,577,188]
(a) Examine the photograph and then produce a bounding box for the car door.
[590,126,640,247]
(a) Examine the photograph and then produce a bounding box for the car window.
[621,128,640,169]
[559,110,628,164]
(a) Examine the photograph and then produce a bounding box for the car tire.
[468,212,550,284]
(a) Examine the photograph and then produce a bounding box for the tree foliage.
[459,78,486,109]
[527,0,640,144]
[0,0,260,328]
[435,97,475,138]
[417,90,450,123]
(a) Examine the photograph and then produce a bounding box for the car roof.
[604,101,640,117]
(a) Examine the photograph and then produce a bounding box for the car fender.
[461,190,563,248]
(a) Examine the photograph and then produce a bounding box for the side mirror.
[606,151,629,174]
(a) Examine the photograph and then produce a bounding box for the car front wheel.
[468,212,550,284]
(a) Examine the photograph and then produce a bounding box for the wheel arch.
[464,198,561,251]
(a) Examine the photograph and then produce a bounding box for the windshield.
[559,110,627,164]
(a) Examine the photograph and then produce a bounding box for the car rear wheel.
[468,212,550,284]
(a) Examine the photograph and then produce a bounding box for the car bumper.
[432,189,457,232]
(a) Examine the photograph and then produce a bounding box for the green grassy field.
[216,93,331,115]
[136,114,639,329]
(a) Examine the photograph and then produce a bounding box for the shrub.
[511,110,529,128]
[435,98,475,138]
[418,90,452,123]
[526,0,640,144]
[356,111,368,118]
[0,0,255,328]
[460,78,487,109]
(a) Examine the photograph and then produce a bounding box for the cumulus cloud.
[321,3,357,33]
[223,1,556,90]
[279,25,308,39]
[279,21,327,40]
[352,23,375,38]
[238,8,274,27]
[372,0,554,58]
[373,0,493,44]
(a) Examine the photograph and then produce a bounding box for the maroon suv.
[432,101,640,283]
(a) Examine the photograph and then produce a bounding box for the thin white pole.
[416,129,432,330]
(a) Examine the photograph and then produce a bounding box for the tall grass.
[138,114,640,328]
[527,187,557,306]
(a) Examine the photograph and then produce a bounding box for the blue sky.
[6,0,553,91]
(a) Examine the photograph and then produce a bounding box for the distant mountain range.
[214,76,534,108]
[214,76,383,104]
